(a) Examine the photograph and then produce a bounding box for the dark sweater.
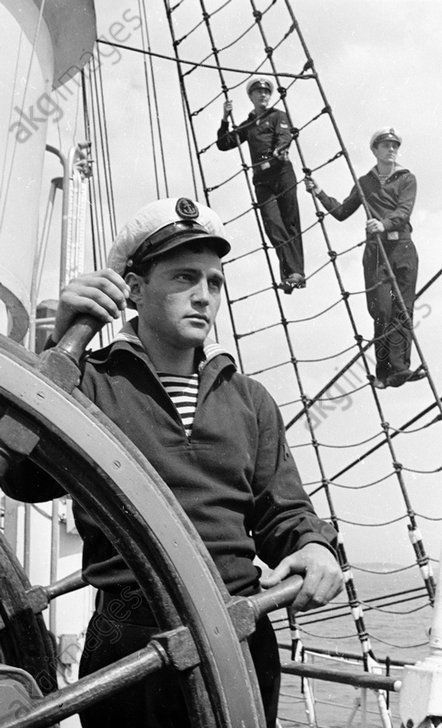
[318,166,416,240]
[76,326,336,595]
[217,108,293,181]
[1,324,337,597]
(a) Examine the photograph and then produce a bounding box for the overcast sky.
[3,0,442,569]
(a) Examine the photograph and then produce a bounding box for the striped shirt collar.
[113,317,235,372]
[370,163,407,182]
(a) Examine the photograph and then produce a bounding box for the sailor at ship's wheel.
[6,197,341,727]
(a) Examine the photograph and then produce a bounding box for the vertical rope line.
[81,71,111,345]
[137,0,161,199]
[86,58,118,338]
[90,55,123,331]
[141,0,170,196]
[95,46,118,238]
[90,51,116,243]
[180,85,199,200]
[82,68,102,269]
[87,57,107,269]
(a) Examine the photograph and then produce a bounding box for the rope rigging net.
[158,0,441,696]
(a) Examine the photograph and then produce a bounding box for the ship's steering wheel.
[0,319,302,727]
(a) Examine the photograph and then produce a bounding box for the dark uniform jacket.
[217,108,293,182]
[2,322,337,598]
[317,165,416,242]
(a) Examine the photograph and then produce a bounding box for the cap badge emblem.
[176,198,199,220]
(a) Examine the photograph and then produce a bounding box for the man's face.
[373,140,400,165]
[249,87,271,111]
[135,245,224,350]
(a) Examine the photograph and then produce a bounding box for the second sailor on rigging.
[305,128,424,389]
[217,76,305,293]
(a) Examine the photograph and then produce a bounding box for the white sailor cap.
[246,76,274,96]
[107,197,231,276]
[369,127,402,150]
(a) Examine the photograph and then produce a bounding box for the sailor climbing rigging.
[306,128,425,389]
[216,76,305,294]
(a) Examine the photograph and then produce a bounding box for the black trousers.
[78,601,280,728]
[363,239,418,379]
[255,162,304,279]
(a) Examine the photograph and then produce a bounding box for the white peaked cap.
[246,76,274,96]
[369,127,402,150]
[107,197,230,276]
